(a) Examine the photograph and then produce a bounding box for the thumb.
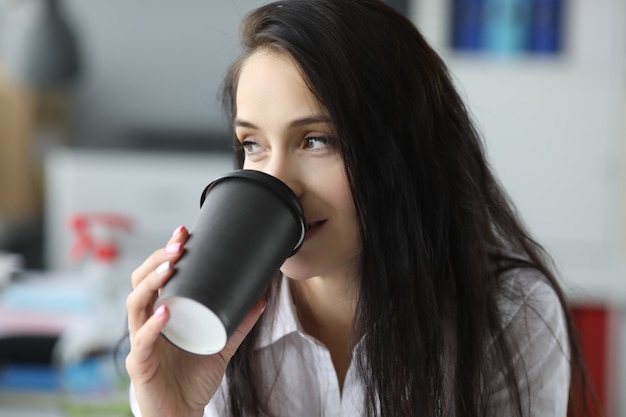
[219,298,266,359]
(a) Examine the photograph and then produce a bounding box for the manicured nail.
[172,225,185,237]
[155,261,171,275]
[154,305,166,318]
[165,242,182,254]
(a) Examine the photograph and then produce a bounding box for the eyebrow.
[233,115,332,129]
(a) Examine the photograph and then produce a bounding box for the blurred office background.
[0,0,624,416]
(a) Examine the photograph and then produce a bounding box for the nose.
[262,152,304,199]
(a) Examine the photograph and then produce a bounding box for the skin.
[126,50,360,417]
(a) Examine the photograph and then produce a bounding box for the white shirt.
[131,268,571,416]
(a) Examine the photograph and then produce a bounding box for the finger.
[219,298,267,360]
[126,304,170,378]
[127,260,175,334]
[127,226,188,336]
[130,225,188,289]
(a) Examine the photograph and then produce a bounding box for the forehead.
[239,48,300,83]
[235,50,325,117]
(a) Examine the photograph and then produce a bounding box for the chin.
[279,267,317,281]
[279,257,321,281]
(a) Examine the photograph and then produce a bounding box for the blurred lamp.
[1,0,80,88]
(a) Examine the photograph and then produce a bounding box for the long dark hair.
[221,1,595,416]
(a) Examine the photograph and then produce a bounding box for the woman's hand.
[125,226,266,417]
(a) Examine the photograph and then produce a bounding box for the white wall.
[59,0,267,146]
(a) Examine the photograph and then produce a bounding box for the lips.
[304,219,326,238]
[305,218,326,229]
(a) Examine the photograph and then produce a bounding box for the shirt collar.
[254,275,304,350]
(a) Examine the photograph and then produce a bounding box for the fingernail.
[165,242,182,254]
[260,299,267,313]
[172,225,185,237]
[154,305,166,318]
[156,261,171,275]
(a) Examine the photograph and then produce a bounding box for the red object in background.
[570,305,610,417]
[66,212,132,263]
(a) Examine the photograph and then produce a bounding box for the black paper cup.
[154,170,305,355]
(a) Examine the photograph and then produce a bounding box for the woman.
[126,1,595,416]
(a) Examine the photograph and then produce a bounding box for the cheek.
[326,170,357,228]
[336,183,355,218]
[314,162,352,204]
